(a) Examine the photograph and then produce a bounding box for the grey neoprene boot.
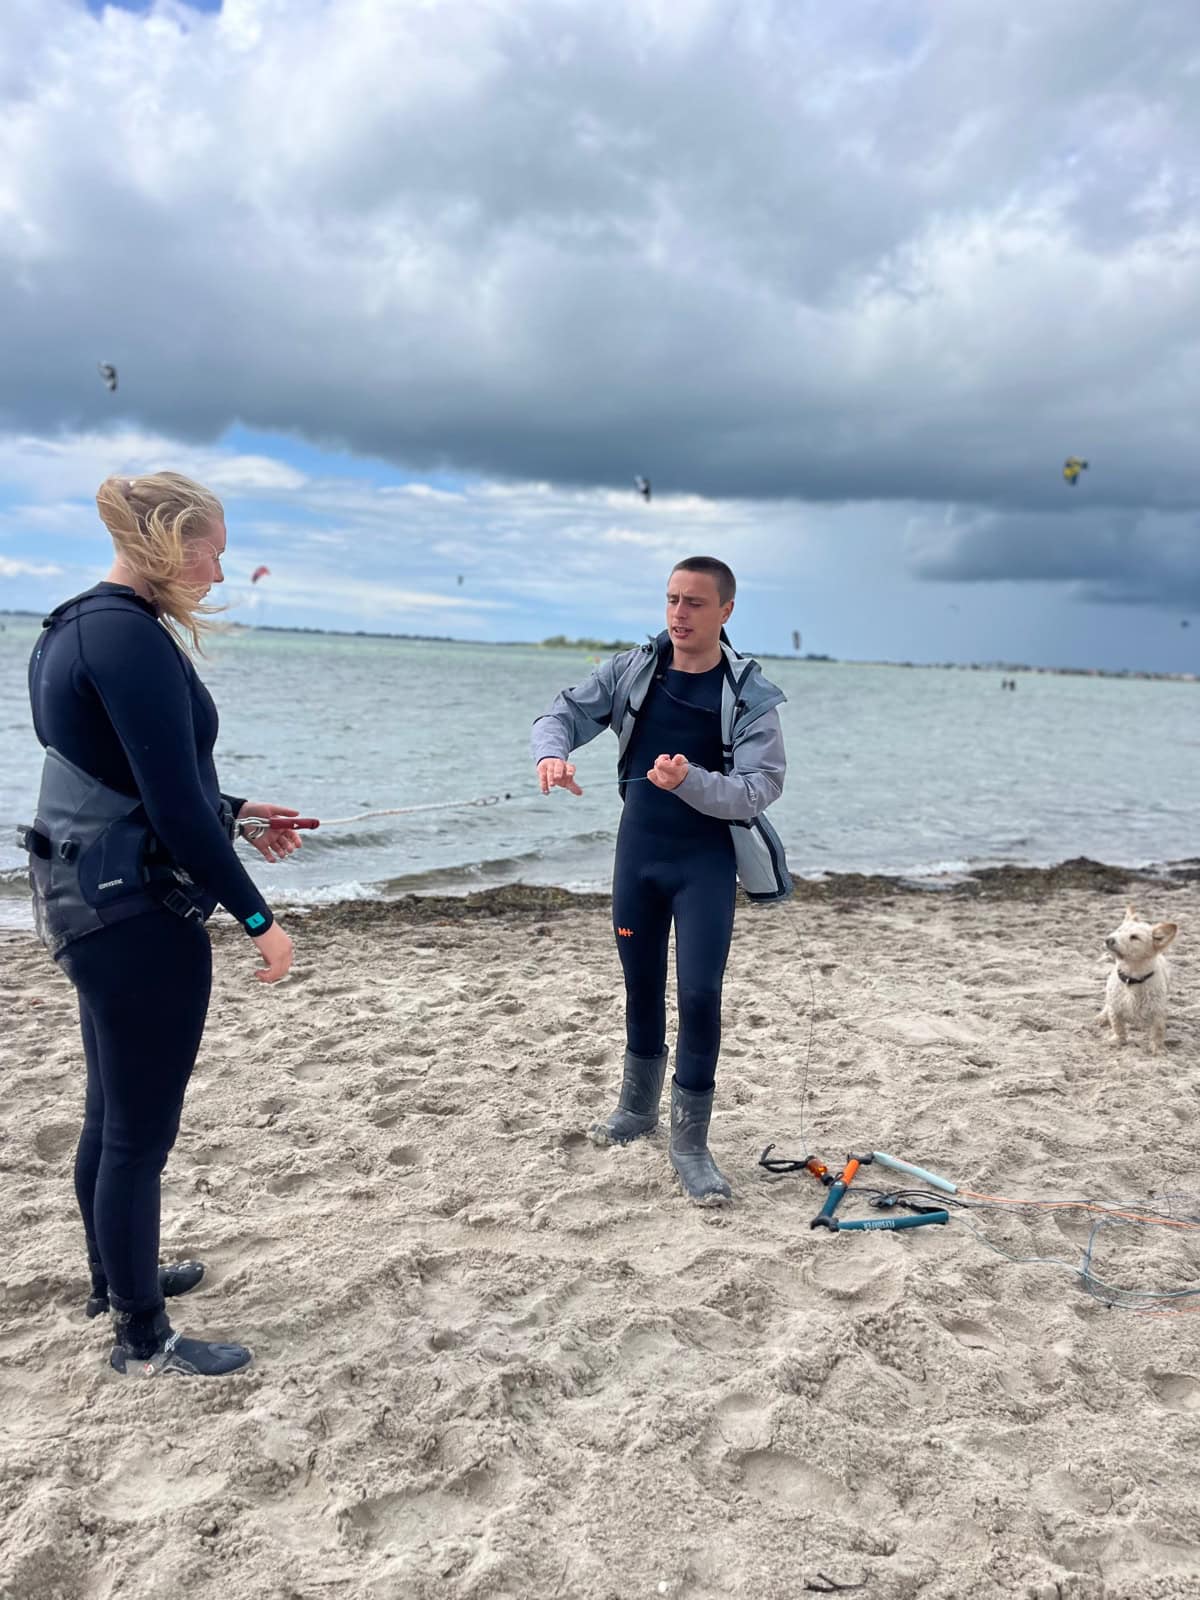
[668,1080,732,1205]
[589,1049,669,1146]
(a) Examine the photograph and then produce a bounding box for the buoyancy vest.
[20,747,223,959]
[20,590,229,959]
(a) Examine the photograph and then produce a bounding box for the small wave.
[268,879,383,905]
[287,828,400,852]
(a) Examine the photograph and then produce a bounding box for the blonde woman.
[25,472,296,1377]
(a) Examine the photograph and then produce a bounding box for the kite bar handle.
[872,1151,958,1194]
[836,1211,950,1233]
[238,817,321,841]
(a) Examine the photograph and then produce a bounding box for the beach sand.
[3,867,1200,1600]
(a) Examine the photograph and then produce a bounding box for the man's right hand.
[252,921,294,983]
[537,758,583,796]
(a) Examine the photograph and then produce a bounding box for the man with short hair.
[532,557,790,1204]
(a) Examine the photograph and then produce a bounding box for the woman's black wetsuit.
[28,583,272,1315]
[613,662,735,1093]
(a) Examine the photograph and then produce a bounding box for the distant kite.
[635,475,651,502]
[457,574,464,586]
[251,565,270,584]
[1063,456,1088,487]
[98,363,118,393]
[1183,619,1191,629]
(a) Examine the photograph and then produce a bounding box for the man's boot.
[589,1049,669,1146]
[668,1080,732,1205]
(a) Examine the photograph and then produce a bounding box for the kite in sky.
[1062,456,1088,486]
[97,363,118,393]
[251,565,270,584]
[635,475,651,502]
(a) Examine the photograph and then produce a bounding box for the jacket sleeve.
[530,655,625,763]
[80,612,274,935]
[673,708,786,822]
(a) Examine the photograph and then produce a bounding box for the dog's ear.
[1152,921,1178,949]
[1124,903,1139,921]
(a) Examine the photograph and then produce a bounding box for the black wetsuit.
[28,584,271,1314]
[613,662,735,1093]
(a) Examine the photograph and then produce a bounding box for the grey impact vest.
[21,748,219,960]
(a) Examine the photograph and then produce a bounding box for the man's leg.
[671,851,736,1091]
[589,838,673,1145]
[667,847,736,1202]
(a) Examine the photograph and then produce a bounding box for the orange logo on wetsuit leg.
[617,927,634,937]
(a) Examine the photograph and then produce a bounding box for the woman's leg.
[73,999,108,1299]
[59,909,212,1314]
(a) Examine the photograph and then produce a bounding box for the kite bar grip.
[238,817,321,841]
[872,1151,958,1194]
[836,1211,950,1233]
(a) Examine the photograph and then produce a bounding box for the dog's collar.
[1117,968,1155,986]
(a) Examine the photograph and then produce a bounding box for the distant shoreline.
[1,611,1195,683]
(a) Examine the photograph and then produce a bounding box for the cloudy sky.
[1,0,1197,668]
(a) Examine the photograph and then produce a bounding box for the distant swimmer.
[532,557,791,1205]
[22,471,303,1379]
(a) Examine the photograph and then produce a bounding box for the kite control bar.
[785,1147,956,1236]
[238,816,321,841]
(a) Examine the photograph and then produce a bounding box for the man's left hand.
[237,801,303,862]
[647,754,689,791]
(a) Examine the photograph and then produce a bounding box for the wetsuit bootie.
[668,1080,732,1205]
[86,1260,205,1319]
[110,1306,253,1378]
[589,1049,669,1146]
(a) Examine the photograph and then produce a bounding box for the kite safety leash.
[235,792,514,840]
[235,772,671,841]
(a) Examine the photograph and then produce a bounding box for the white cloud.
[0,554,63,578]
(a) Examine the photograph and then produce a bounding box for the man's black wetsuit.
[28,583,272,1315]
[614,661,735,1093]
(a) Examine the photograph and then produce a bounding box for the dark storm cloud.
[1,0,1198,611]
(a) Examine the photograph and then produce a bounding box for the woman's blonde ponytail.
[95,471,225,653]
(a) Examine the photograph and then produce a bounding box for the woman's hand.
[252,921,293,984]
[647,754,689,791]
[238,801,303,862]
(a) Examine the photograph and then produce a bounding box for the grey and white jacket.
[531,630,792,902]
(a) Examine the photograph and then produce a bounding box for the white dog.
[1098,904,1177,1054]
